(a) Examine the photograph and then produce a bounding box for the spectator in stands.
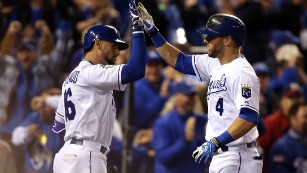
[258,82,304,173]
[133,49,170,130]
[9,0,55,32]
[268,44,307,98]
[253,62,279,117]
[269,101,307,173]
[152,81,207,173]
[172,0,216,45]
[218,0,269,64]
[11,88,63,173]
[74,0,120,35]
[0,19,66,173]
[0,23,41,173]
[130,49,170,173]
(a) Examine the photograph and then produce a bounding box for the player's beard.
[208,48,219,58]
[105,55,116,65]
[208,44,224,58]
[106,58,115,65]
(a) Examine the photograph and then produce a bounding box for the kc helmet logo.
[241,84,251,99]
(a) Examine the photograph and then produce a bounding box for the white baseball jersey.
[53,60,126,149]
[191,54,260,146]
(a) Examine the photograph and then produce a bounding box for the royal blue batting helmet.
[197,13,246,46]
[83,25,129,52]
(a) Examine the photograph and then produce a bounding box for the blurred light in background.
[176,27,187,44]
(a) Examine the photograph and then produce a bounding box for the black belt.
[221,141,257,152]
[70,138,107,155]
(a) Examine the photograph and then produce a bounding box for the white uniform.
[52,61,126,173]
[192,54,263,172]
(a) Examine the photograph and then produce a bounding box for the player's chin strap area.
[70,138,109,156]
[217,140,257,153]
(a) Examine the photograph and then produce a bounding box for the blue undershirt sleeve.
[121,34,146,84]
[174,52,196,75]
[239,108,260,124]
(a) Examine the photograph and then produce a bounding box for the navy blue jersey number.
[216,98,224,116]
[64,88,76,121]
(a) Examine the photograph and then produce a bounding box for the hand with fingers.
[137,2,159,36]
[129,0,143,34]
[192,138,220,165]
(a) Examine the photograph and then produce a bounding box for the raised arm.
[0,21,21,56]
[137,3,181,68]
[121,0,147,84]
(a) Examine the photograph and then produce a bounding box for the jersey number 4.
[216,98,224,116]
[64,88,76,121]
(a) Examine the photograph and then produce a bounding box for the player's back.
[57,61,126,148]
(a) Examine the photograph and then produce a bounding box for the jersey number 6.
[64,88,76,121]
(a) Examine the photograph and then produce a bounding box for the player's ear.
[95,40,102,49]
[224,36,232,46]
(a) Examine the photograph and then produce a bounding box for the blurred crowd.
[0,0,307,173]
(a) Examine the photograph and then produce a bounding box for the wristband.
[151,32,167,48]
[216,130,234,146]
[148,27,159,37]
[210,137,221,149]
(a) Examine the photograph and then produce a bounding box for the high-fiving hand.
[129,0,143,34]
[137,2,157,33]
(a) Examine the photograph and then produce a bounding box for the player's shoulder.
[236,58,258,78]
[193,54,219,64]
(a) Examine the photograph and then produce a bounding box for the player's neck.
[219,48,240,65]
[84,52,99,64]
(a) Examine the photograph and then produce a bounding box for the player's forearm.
[150,32,180,68]
[213,117,257,147]
[121,33,146,84]
[227,117,256,140]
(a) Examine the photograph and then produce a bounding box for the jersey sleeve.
[52,94,65,133]
[86,64,126,91]
[191,54,220,83]
[233,71,260,124]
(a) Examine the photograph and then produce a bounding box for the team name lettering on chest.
[207,74,227,95]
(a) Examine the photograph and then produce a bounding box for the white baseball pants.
[209,146,263,173]
[53,141,107,173]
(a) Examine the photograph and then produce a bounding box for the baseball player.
[51,0,147,172]
[137,5,263,173]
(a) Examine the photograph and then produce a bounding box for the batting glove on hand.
[137,2,158,35]
[192,138,220,165]
[129,0,143,34]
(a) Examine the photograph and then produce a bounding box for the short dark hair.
[288,101,307,118]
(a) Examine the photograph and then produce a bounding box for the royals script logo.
[207,74,227,95]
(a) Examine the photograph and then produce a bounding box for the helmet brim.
[196,27,224,38]
[115,40,129,50]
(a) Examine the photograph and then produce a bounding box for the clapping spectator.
[152,81,207,173]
